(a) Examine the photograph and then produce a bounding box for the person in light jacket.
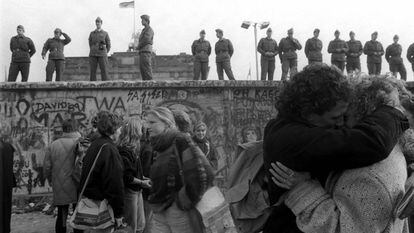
[44,119,82,233]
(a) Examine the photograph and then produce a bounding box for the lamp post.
[241,21,270,80]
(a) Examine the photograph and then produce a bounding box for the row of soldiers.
[193,28,414,81]
[8,17,414,82]
[7,15,154,82]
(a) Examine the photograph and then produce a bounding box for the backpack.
[71,137,92,187]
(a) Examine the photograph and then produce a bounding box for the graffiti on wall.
[0,85,277,195]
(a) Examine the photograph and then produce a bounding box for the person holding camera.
[88,17,111,81]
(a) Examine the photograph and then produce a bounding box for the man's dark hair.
[96,111,122,136]
[62,119,77,133]
[276,64,351,118]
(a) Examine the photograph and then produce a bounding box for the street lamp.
[241,21,270,80]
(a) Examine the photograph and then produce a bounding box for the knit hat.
[314,28,320,33]
[95,17,102,22]
[194,121,207,131]
[200,29,206,34]
[141,14,150,22]
[267,28,272,33]
[54,28,62,33]
[288,28,293,34]
[17,25,24,31]
[172,110,192,133]
[215,29,223,34]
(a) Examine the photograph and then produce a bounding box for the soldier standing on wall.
[278,28,302,81]
[8,25,36,82]
[328,30,348,72]
[385,35,407,80]
[407,42,414,76]
[41,28,71,82]
[191,30,211,80]
[364,31,384,75]
[138,14,154,80]
[304,28,323,65]
[257,28,279,80]
[346,31,363,74]
[88,17,111,81]
[215,29,235,80]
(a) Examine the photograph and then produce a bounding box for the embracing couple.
[263,63,414,233]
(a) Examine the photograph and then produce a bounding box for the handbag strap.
[172,141,186,187]
[77,143,108,203]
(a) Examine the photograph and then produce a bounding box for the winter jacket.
[262,105,409,233]
[192,135,218,170]
[346,40,363,62]
[191,39,211,62]
[257,37,279,61]
[118,146,144,192]
[305,37,323,62]
[386,43,404,64]
[148,130,214,212]
[41,33,71,60]
[9,35,36,63]
[285,144,408,233]
[138,26,154,53]
[364,40,384,64]
[407,43,414,64]
[88,29,111,57]
[226,141,271,233]
[278,37,302,60]
[79,135,125,218]
[215,38,234,62]
[44,132,81,205]
[328,38,349,62]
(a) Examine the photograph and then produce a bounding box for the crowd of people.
[8,14,414,83]
[4,61,414,233]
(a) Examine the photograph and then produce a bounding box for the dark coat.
[364,40,384,64]
[305,37,323,62]
[328,38,349,62]
[41,33,71,60]
[191,39,211,62]
[79,136,124,218]
[257,37,278,61]
[10,35,36,63]
[138,26,154,53]
[278,37,302,60]
[386,43,404,64]
[215,38,234,62]
[346,40,363,62]
[118,146,144,191]
[0,141,15,233]
[192,136,218,170]
[262,106,409,233]
[88,29,111,57]
[407,43,414,63]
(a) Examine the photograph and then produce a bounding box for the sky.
[1,0,414,82]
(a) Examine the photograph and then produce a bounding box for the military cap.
[287,28,294,34]
[95,17,102,22]
[372,31,378,36]
[17,25,24,30]
[215,29,223,34]
[200,29,206,34]
[141,14,150,22]
[54,28,62,33]
[267,28,272,33]
[394,34,399,39]
[334,30,340,34]
[349,31,355,35]
[314,28,320,33]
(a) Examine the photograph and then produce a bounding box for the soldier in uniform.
[191,30,211,80]
[8,25,36,82]
[304,28,323,65]
[385,35,407,80]
[257,28,278,80]
[138,14,154,80]
[88,17,111,81]
[346,31,363,74]
[407,42,414,75]
[215,29,235,80]
[278,28,302,81]
[363,31,384,75]
[328,30,348,72]
[41,28,71,81]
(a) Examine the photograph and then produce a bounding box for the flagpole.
[133,2,136,35]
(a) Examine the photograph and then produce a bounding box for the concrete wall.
[62,52,195,81]
[0,81,279,195]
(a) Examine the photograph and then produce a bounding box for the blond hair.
[118,118,143,152]
[146,107,177,129]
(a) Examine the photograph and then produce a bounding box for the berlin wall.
[0,81,279,195]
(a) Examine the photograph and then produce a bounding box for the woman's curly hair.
[275,64,351,118]
[96,111,123,136]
